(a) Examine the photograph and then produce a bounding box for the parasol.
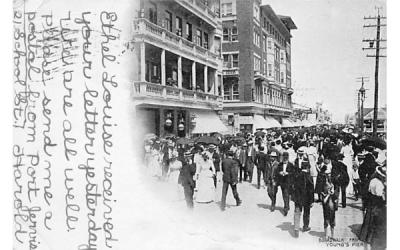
[195,136,220,145]
[362,137,386,150]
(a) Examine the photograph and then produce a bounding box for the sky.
[262,0,387,122]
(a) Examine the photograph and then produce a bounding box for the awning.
[253,115,269,130]
[254,115,281,129]
[191,111,229,134]
[281,118,295,128]
[265,116,282,128]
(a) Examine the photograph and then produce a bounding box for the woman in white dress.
[148,144,163,179]
[340,140,354,195]
[195,152,216,203]
[167,152,184,200]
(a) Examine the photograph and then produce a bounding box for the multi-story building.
[220,0,297,133]
[132,0,227,137]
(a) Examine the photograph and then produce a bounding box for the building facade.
[220,0,297,133]
[132,0,227,137]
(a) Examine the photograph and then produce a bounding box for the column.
[192,61,196,90]
[161,49,166,85]
[173,109,178,135]
[178,56,182,88]
[204,65,208,92]
[214,71,218,95]
[159,108,165,137]
[140,42,146,82]
[221,76,224,98]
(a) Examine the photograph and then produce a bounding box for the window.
[232,54,239,67]
[196,29,202,46]
[263,17,267,28]
[203,32,209,49]
[263,35,267,52]
[280,52,284,62]
[253,30,260,47]
[254,56,260,71]
[224,84,231,100]
[268,64,272,76]
[186,22,192,41]
[268,41,272,49]
[164,11,172,32]
[232,83,239,100]
[263,59,267,75]
[175,16,182,36]
[223,28,230,41]
[223,54,229,67]
[281,72,284,83]
[149,3,157,24]
[231,26,238,41]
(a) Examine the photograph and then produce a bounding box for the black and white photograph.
[6,0,394,249]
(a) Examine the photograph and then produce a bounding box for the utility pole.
[362,7,386,137]
[356,77,369,133]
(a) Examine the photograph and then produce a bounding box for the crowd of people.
[142,125,386,249]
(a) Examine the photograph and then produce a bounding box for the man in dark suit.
[331,154,350,208]
[209,144,221,188]
[245,141,257,182]
[290,159,314,237]
[221,150,242,211]
[178,152,197,209]
[273,151,295,216]
[255,146,268,189]
[266,151,279,211]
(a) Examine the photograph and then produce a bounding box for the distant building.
[219,0,297,133]
[356,107,387,133]
[132,0,227,137]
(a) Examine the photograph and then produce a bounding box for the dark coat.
[331,160,350,187]
[212,151,221,172]
[290,167,314,206]
[178,162,196,188]
[245,147,257,171]
[274,162,295,187]
[255,151,268,170]
[315,172,337,202]
[221,157,239,184]
[266,160,279,184]
[359,154,378,197]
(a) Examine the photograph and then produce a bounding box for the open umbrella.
[362,137,386,150]
[230,136,246,145]
[254,131,266,137]
[195,136,220,145]
[176,137,194,145]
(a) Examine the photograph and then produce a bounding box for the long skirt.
[195,172,215,203]
[343,157,354,195]
[358,205,386,249]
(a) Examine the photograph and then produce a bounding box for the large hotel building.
[220,0,297,133]
[132,0,226,137]
[132,0,297,137]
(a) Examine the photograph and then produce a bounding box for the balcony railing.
[133,81,223,108]
[133,18,221,64]
[178,0,218,21]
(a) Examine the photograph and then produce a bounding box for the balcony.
[133,18,220,67]
[175,0,219,28]
[223,69,239,76]
[133,81,223,110]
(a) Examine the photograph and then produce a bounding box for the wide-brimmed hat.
[269,151,278,157]
[376,163,387,177]
[282,151,289,157]
[297,146,307,154]
[184,151,193,157]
